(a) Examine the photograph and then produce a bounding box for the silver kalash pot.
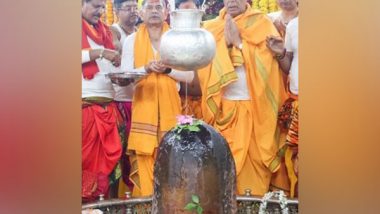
[160,9,216,71]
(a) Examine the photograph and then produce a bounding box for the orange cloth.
[180,96,203,119]
[127,23,181,196]
[285,146,298,197]
[269,137,291,196]
[270,158,291,194]
[198,5,287,195]
[82,18,115,79]
[128,23,181,155]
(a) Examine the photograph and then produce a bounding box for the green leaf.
[184,203,197,211]
[114,163,122,179]
[192,195,200,204]
[193,120,202,126]
[197,206,203,214]
[109,162,122,185]
[176,127,182,134]
[188,126,200,132]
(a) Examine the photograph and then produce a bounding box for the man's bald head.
[140,0,167,26]
[223,0,247,17]
[141,0,167,8]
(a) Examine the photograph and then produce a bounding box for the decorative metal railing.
[82,190,298,214]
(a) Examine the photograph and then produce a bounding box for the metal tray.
[105,72,146,80]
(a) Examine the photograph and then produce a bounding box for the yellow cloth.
[129,154,156,196]
[128,23,181,155]
[270,159,291,194]
[127,23,181,196]
[117,178,131,198]
[269,140,291,196]
[285,146,298,197]
[285,98,299,197]
[198,5,287,195]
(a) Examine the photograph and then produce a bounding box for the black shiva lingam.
[152,116,237,213]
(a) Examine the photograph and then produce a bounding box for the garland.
[98,0,279,25]
[100,0,115,25]
[252,0,279,13]
[278,191,289,214]
[105,0,114,25]
[259,190,289,214]
[268,0,278,12]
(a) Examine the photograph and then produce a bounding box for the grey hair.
[141,0,167,8]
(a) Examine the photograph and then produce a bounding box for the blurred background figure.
[267,0,298,37]
[175,0,200,9]
[266,15,299,198]
[108,0,140,199]
[265,1,298,197]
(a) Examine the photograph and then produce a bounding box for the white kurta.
[82,36,118,99]
[111,23,134,102]
[285,17,298,95]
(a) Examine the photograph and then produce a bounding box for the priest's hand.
[145,61,166,73]
[266,35,285,56]
[273,18,287,35]
[225,14,242,49]
[224,19,232,47]
[103,49,121,67]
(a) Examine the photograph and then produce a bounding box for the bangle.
[99,49,104,60]
[276,49,286,60]
[163,68,172,74]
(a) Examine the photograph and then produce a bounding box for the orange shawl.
[82,18,115,79]
[128,23,181,155]
[199,5,287,172]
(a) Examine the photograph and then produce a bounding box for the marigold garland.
[105,0,114,25]
[98,0,280,25]
[252,0,279,14]
[268,0,277,12]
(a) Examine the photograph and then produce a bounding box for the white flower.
[82,209,103,214]
[259,190,289,214]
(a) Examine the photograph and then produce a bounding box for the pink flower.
[176,115,194,125]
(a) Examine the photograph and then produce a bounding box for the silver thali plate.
[105,72,147,80]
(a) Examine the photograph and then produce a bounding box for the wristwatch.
[163,68,172,74]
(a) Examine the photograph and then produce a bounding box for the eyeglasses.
[118,6,138,12]
[144,5,164,11]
